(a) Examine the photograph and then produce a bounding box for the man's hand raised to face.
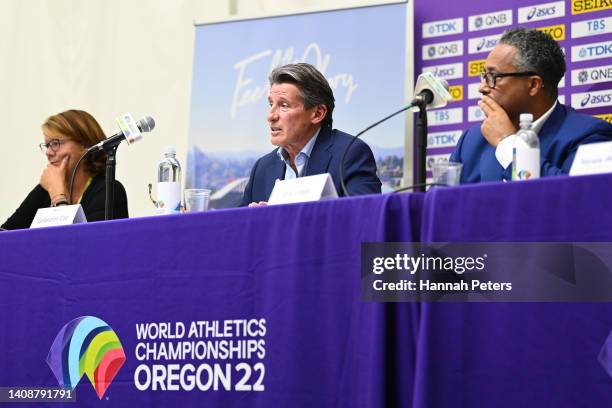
[478,96,518,147]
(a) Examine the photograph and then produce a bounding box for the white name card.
[30,204,87,229]
[268,173,338,205]
[570,141,612,176]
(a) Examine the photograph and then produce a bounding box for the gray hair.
[268,63,335,128]
[500,28,566,99]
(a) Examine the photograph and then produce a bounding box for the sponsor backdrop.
[415,0,612,176]
[187,2,411,207]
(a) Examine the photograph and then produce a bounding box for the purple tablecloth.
[0,192,423,407]
[417,174,612,407]
[1,174,611,407]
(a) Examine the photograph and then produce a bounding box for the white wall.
[0,0,398,222]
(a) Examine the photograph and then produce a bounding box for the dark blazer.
[450,103,612,183]
[241,126,381,205]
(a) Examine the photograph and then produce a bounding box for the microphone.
[410,72,451,110]
[88,114,155,153]
[338,73,450,196]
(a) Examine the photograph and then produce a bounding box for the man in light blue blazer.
[242,63,381,206]
[451,28,612,183]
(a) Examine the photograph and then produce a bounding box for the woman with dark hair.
[2,109,128,230]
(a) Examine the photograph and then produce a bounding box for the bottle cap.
[164,145,176,155]
[519,113,533,123]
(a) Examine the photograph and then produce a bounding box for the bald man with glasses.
[450,28,612,183]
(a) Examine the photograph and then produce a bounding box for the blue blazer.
[241,126,381,205]
[450,103,612,183]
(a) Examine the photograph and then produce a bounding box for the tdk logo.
[572,41,612,61]
[428,130,462,148]
[429,22,458,34]
[579,44,612,58]
[422,18,463,38]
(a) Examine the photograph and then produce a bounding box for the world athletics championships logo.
[46,316,126,399]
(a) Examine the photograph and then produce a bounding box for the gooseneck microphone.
[70,114,156,220]
[339,73,450,197]
[88,116,155,153]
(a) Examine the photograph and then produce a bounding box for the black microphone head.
[421,89,434,105]
[137,116,155,132]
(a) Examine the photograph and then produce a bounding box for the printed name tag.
[30,204,87,229]
[570,141,612,176]
[268,173,338,205]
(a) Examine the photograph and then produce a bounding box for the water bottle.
[512,113,540,181]
[157,145,181,214]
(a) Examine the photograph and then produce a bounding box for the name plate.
[30,204,87,229]
[570,141,612,176]
[268,173,338,205]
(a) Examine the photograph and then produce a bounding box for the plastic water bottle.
[157,145,181,214]
[512,113,540,181]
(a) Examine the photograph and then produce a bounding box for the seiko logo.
[572,0,612,14]
[580,93,612,107]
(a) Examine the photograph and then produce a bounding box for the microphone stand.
[414,101,428,193]
[103,145,118,220]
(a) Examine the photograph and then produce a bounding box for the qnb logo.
[427,46,437,58]
[580,93,612,107]
[578,70,589,83]
[527,6,557,20]
[475,17,484,28]
[47,316,126,399]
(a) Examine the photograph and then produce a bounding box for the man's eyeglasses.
[39,139,66,154]
[480,71,539,89]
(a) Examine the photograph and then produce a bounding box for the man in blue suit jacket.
[451,28,612,183]
[242,63,381,206]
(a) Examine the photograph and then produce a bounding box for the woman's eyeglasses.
[39,139,66,154]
